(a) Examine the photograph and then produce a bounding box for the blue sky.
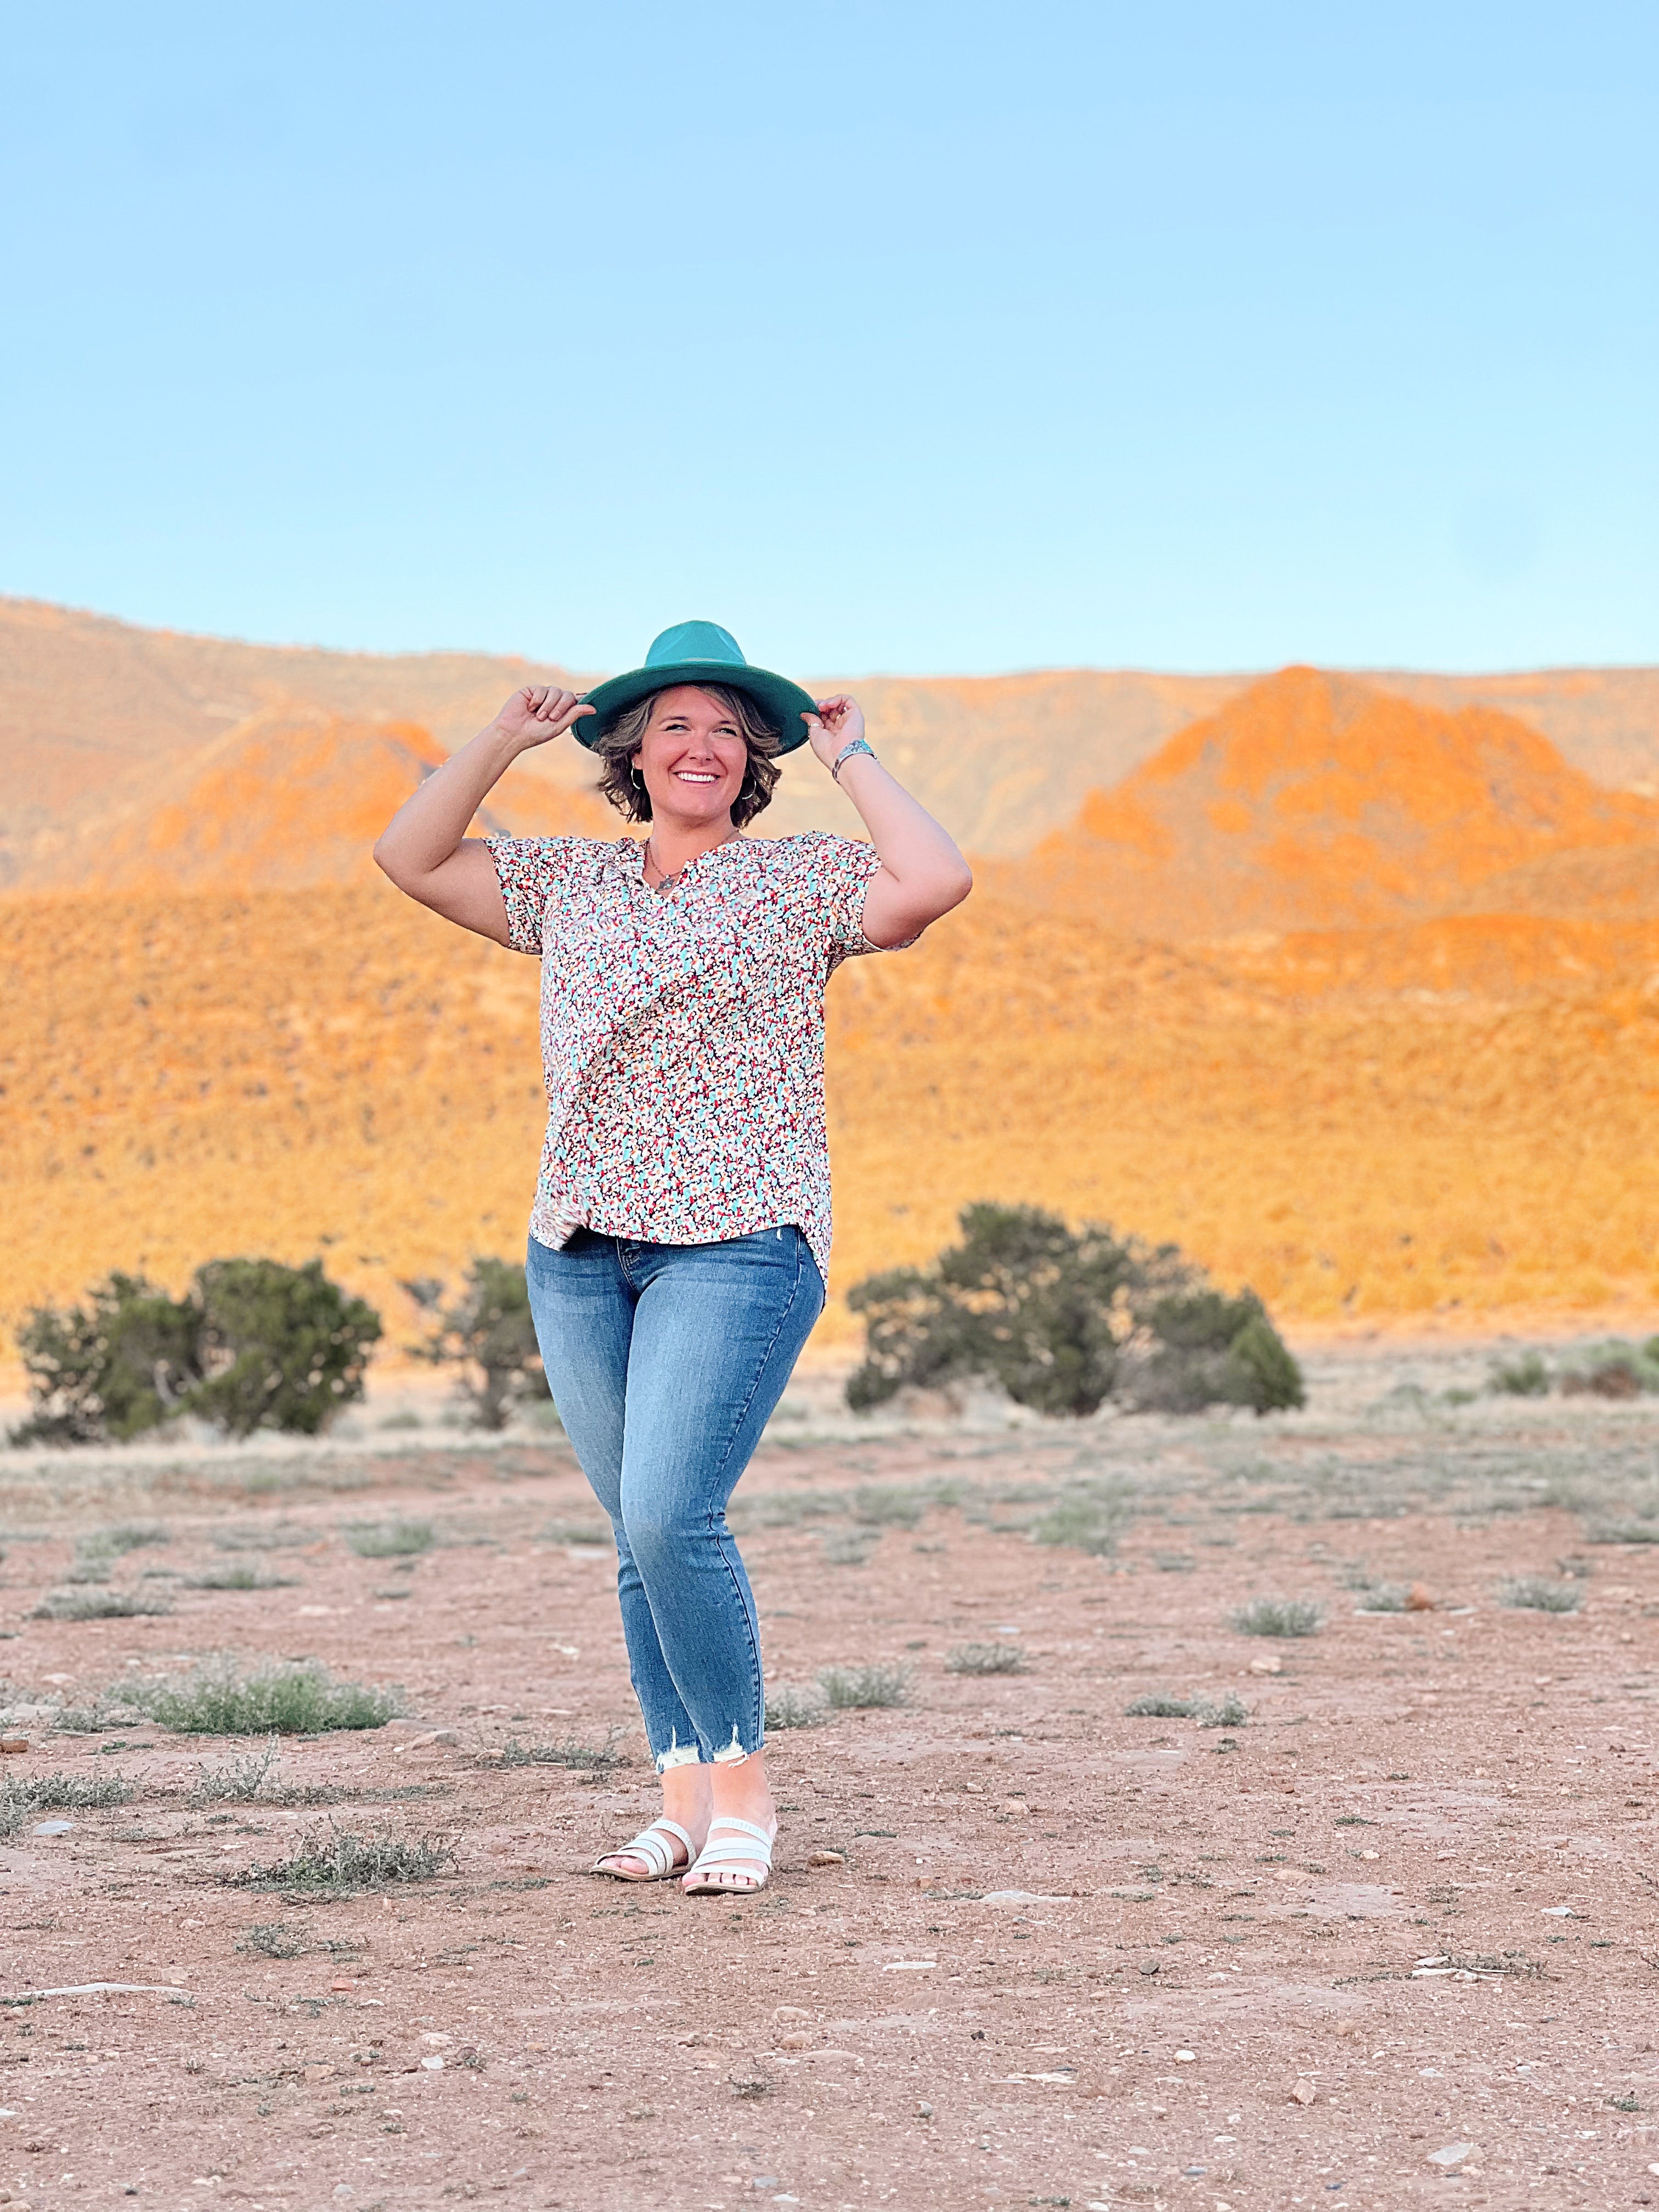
[2,2,1654,675]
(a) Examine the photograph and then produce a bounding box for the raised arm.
[802,697,973,947]
[372,687,594,943]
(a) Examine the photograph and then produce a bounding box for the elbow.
[930,860,974,917]
[372,836,407,889]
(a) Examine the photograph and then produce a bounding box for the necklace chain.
[644,828,738,889]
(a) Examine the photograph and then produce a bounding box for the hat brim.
[574,661,819,755]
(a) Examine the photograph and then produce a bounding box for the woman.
[374,620,971,1894]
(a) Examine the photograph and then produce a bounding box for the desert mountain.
[4,596,1658,887]
[1000,667,1659,937]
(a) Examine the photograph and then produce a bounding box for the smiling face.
[631,686,751,830]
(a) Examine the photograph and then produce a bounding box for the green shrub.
[496,1729,628,1770]
[1231,1596,1323,1638]
[817,1663,911,1709]
[137,1658,402,1735]
[233,1820,456,1893]
[1124,1690,1248,1726]
[10,1260,380,1446]
[402,1258,551,1431]
[845,1204,1302,1419]
[1490,1351,1551,1397]
[1498,1575,1583,1614]
[1029,1483,1135,1556]
[32,1588,174,1621]
[764,1686,831,1729]
[342,1519,435,1560]
[946,1641,1029,1675]
[186,1258,382,1438]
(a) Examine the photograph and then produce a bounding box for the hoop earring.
[630,766,644,786]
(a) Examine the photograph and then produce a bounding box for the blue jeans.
[524,1226,825,1773]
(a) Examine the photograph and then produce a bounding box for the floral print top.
[486,832,901,1284]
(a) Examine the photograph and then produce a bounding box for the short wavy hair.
[591,683,783,829]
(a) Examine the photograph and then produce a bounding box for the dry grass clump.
[32,1587,174,1621]
[1231,1596,1324,1638]
[136,1658,403,1735]
[764,1686,831,1730]
[1124,1691,1248,1728]
[1498,1575,1584,1613]
[233,1819,456,1893]
[341,1519,435,1560]
[0,1769,135,1836]
[187,1563,298,1592]
[817,1663,911,1709]
[496,1730,627,1771]
[946,1642,1030,1676]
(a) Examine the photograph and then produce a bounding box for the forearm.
[373,721,524,883]
[836,753,972,902]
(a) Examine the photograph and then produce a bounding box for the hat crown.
[644,620,747,671]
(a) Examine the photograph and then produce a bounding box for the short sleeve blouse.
[486,831,900,1283]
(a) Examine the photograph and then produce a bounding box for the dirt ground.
[2,1337,1657,2212]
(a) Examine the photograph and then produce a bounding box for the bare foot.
[596,1764,710,1880]
[682,1749,776,1893]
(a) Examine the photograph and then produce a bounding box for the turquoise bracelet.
[831,737,876,783]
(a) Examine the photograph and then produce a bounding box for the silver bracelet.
[831,737,876,783]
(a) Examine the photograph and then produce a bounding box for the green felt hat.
[575,621,819,756]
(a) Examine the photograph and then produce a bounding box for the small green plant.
[1607,2092,1641,2113]
[764,1686,831,1729]
[817,1663,911,1709]
[1029,1485,1133,1556]
[1124,1691,1246,1727]
[189,1739,282,1806]
[342,1519,435,1560]
[1498,1575,1583,1614]
[1231,1596,1323,1638]
[32,1588,174,1621]
[402,1258,551,1431]
[233,1820,457,1894]
[1585,1518,1659,1545]
[187,1564,298,1592]
[137,1658,403,1735]
[1351,1582,1412,1612]
[820,1528,878,1567]
[496,1730,627,1771]
[0,1770,134,1837]
[236,1921,308,1959]
[947,1642,1030,1675]
[850,1485,929,1528]
[538,1519,613,1546]
[1489,1352,1551,1397]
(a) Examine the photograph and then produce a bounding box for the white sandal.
[680,1815,776,1896]
[591,1818,695,1883]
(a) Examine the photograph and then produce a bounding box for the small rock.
[1426,2142,1476,2169]
[1248,1656,1282,1676]
[777,2032,815,2051]
[1335,2019,1359,2039]
[1405,1584,1436,1611]
[31,1821,72,1838]
[1138,1960,1160,1977]
[1175,2049,1196,2063]
[774,2005,811,2022]
[916,2101,934,2119]
[0,1736,27,1755]
[1001,1798,1029,1815]
[330,1979,356,1993]
[806,1849,845,1869]
[420,2056,444,2072]
[1289,2079,1316,2106]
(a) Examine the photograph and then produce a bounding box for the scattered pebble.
[1426,2142,1476,2168]
[0,1736,28,1755]
[1248,1656,1282,1676]
[806,1849,845,1869]
[31,1821,72,1838]
[1289,2079,1316,2106]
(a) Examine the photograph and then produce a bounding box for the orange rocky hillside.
[998,667,1659,937]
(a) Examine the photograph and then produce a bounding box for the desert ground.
[2,1336,1657,2212]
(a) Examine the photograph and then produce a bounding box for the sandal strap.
[703,1816,774,1846]
[595,1818,693,1877]
[689,1831,775,1871]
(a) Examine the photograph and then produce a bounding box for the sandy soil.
[1,1341,1657,2211]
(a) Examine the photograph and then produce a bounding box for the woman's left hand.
[801,694,865,770]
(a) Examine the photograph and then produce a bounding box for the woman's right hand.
[493,686,596,749]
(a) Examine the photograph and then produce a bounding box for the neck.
[645,812,738,875]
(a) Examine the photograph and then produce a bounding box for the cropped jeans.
[525,1226,825,1772]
